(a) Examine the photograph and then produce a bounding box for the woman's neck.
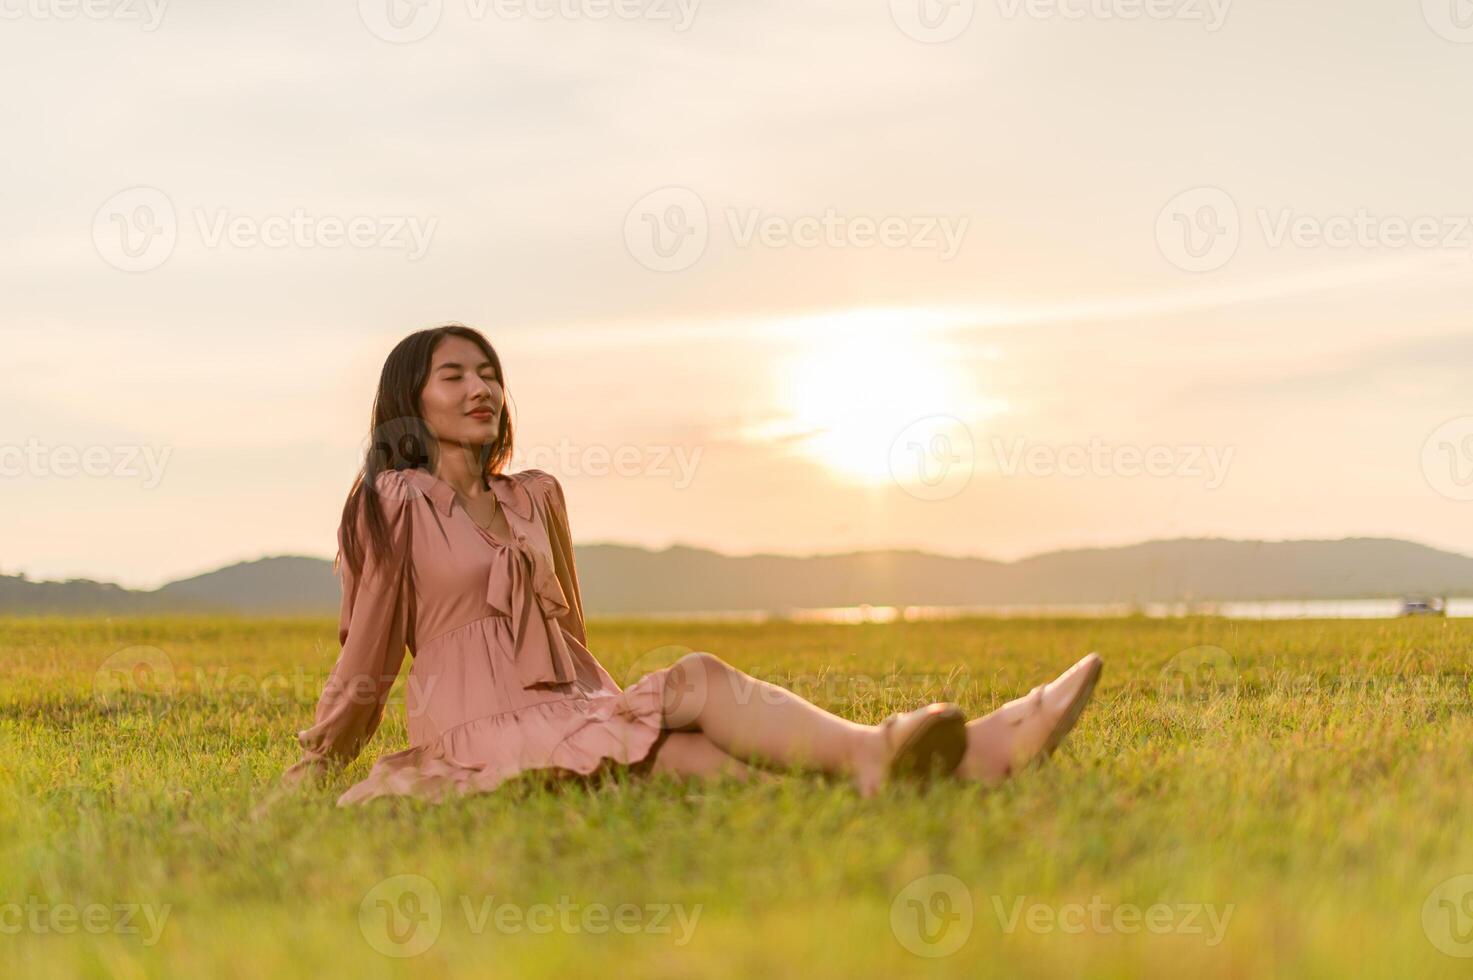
[432,443,492,498]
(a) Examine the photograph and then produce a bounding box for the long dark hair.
[338,324,514,583]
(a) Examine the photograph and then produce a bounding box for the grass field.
[3,613,1472,978]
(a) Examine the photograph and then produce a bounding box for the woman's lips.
[468,410,494,420]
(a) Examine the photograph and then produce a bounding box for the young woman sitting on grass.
[278,324,1103,806]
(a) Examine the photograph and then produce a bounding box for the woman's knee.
[662,652,728,727]
[672,651,728,683]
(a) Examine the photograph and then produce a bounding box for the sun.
[767,310,1002,485]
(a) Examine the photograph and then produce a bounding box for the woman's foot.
[954,653,1103,786]
[853,702,968,799]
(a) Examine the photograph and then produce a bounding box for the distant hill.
[2,537,1471,617]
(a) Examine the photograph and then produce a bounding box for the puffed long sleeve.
[536,471,588,650]
[283,473,414,783]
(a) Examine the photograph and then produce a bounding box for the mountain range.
[2,537,1470,617]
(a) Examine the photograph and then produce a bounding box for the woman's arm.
[282,472,414,785]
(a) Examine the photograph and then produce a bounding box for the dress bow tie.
[487,540,576,689]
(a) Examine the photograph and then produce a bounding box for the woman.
[279,325,1102,806]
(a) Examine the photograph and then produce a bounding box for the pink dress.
[285,466,673,806]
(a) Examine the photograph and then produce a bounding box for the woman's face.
[420,335,504,448]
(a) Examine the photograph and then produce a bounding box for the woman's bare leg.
[953,653,1104,785]
[648,651,1100,791]
[658,652,888,785]
[955,712,1021,784]
[637,730,766,783]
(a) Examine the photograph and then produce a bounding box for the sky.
[2,0,1472,590]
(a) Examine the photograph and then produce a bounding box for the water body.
[626,598,1473,624]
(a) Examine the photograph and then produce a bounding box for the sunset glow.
[772,311,1001,485]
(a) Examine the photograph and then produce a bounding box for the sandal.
[859,701,967,797]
